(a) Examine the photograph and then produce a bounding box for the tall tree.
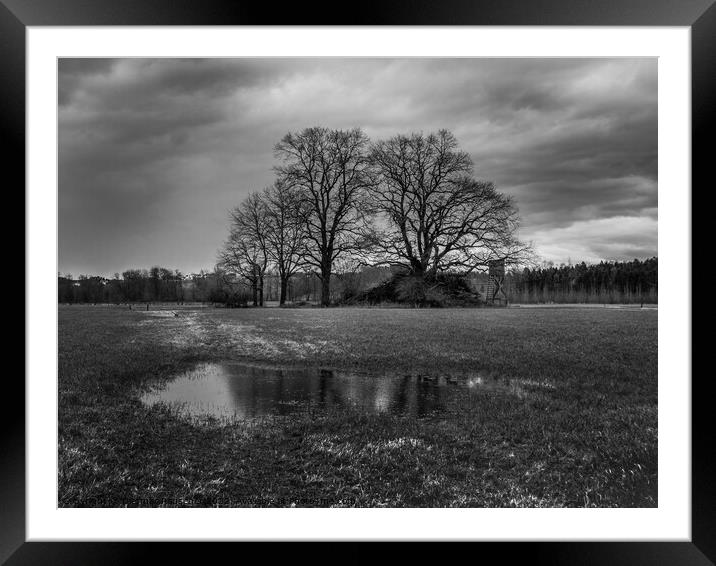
[274,127,374,306]
[369,130,530,278]
[263,181,308,305]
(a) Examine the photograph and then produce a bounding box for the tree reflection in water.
[141,362,538,420]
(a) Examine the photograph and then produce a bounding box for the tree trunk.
[279,275,288,305]
[258,274,264,306]
[320,269,331,307]
[410,257,425,276]
[252,282,258,307]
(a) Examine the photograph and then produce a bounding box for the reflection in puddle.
[141,362,552,421]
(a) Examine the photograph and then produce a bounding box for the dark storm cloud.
[58,58,657,276]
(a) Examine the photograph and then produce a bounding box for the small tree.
[262,181,308,305]
[218,192,270,306]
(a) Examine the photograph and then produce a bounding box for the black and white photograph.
[57,56,659,509]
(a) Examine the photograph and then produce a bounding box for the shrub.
[348,272,481,307]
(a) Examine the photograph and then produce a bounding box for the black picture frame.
[6,1,712,563]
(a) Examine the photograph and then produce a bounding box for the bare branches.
[274,127,375,305]
[369,130,530,277]
[219,127,531,306]
[217,191,271,305]
[261,181,310,304]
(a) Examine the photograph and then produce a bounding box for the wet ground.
[141,361,555,421]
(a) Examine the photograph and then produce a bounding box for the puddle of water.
[141,362,549,421]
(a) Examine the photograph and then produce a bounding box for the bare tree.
[217,191,270,306]
[369,130,531,278]
[217,229,262,306]
[262,181,308,305]
[274,127,374,306]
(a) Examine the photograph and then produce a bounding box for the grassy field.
[58,305,657,507]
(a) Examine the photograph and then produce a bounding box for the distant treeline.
[56,265,396,305]
[499,257,658,304]
[58,258,657,306]
[58,268,214,305]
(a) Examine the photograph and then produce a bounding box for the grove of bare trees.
[218,127,532,307]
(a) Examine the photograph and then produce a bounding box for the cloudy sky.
[59,58,657,277]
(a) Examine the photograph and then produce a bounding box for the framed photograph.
[8,0,712,563]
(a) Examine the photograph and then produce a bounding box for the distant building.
[466,260,508,305]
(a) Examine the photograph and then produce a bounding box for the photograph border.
[7,0,712,563]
